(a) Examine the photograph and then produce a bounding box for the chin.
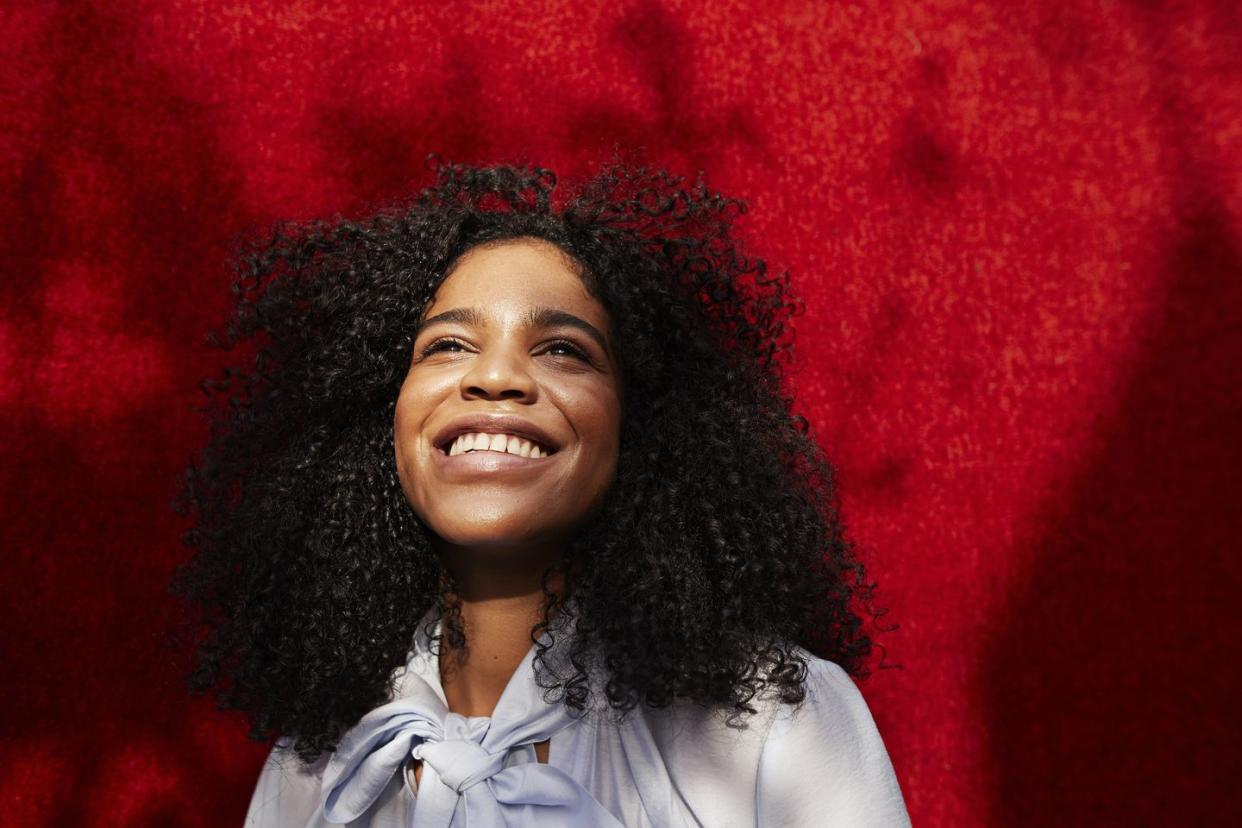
[425,517,566,551]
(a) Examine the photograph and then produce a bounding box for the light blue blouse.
[244,608,910,827]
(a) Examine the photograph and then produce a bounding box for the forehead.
[427,238,603,318]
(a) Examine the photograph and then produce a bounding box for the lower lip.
[431,447,558,476]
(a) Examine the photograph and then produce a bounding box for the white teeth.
[445,431,551,458]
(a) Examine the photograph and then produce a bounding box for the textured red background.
[3,1,1240,825]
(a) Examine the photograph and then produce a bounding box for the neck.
[434,541,567,717]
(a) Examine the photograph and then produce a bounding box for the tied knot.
[320,623,627,826]
[415,734,508,794]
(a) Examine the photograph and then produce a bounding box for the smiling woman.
[171,160,910,826]
[395,239,623,580]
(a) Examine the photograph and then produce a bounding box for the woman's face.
[394,237,622,560]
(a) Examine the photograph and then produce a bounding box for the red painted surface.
[2,1,1239,824]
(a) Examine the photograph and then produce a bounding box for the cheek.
[392,384,426,483]
[581,403,622,515]
[392,412,412,496]
[582,394,623,479]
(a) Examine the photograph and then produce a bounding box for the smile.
[443,431,554,458]
[430,432,558,476]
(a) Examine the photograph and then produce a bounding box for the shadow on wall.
[0,3,259,825]
[980,201,1242,825]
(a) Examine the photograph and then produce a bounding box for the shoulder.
[635,648,910,827]
[244,739,329,827]
[770,651,884,747]
[754,650,911,826]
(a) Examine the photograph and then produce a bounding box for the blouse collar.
[320,599,622,826]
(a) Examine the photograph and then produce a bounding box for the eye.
[544,339,590,360]
[417,337,590,361]
[420,337,468,356]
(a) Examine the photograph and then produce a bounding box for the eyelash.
[419,337,590,361]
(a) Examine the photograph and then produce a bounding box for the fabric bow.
[320,644,624,826]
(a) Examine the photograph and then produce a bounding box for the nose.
[459,343,537,402]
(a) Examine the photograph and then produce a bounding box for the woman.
[172,160,910,826]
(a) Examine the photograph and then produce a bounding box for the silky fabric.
[245,606,911,826]
[320,630,623,827]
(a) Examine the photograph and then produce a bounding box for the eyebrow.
[415,306,613,357]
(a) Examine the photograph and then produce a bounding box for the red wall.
[3,1,1239,825]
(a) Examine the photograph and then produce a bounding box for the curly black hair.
[170,158,882,765]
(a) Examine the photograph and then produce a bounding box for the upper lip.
[431,413,562,454]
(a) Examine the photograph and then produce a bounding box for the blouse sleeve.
[755,657,910,827]
[244,740,331,828]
